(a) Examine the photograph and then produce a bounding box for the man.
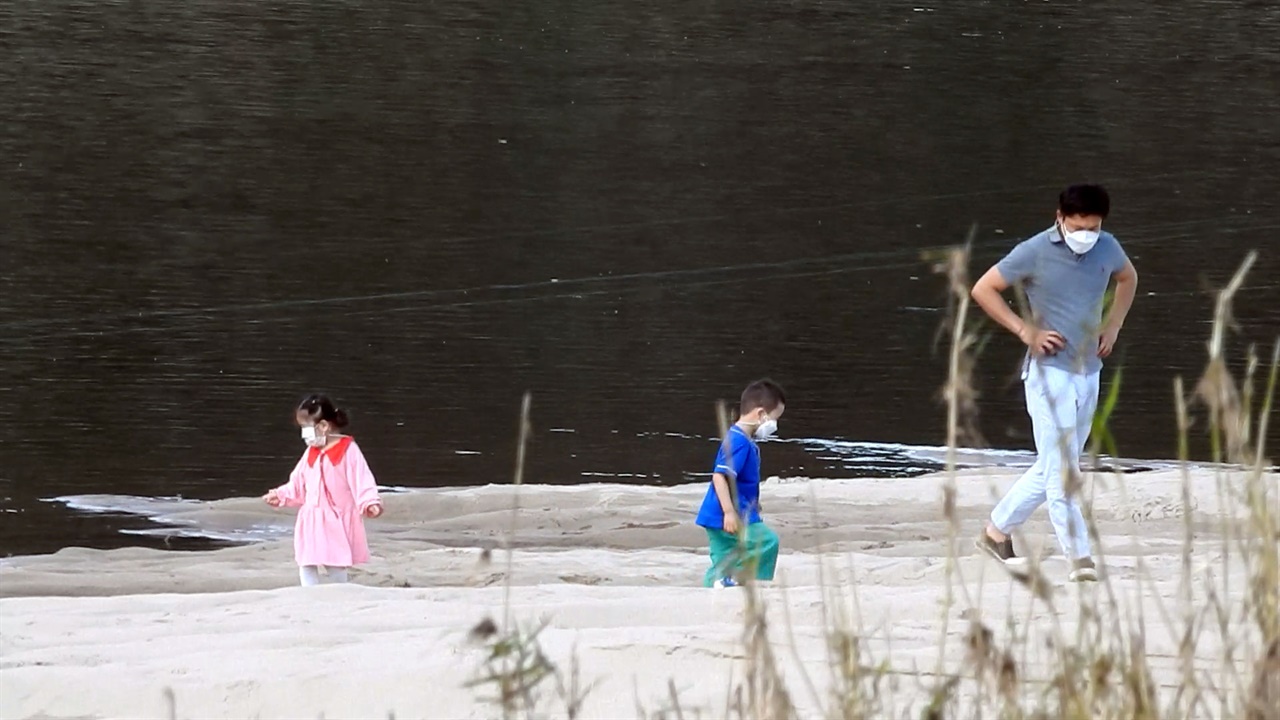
[971,184,1138,582]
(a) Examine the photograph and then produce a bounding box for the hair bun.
[332,408,351,429]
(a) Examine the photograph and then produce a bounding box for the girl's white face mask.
[300,425,327,448]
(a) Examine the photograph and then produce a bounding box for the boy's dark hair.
[297,394,351,428]
[740,379,787,416]
[1058,184,1110,218]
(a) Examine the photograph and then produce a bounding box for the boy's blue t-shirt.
[695,425,763,529]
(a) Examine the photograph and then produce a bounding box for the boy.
[970,184,1139,582]
[695,378,786,588]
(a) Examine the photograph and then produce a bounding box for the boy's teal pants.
[703,522,779,587]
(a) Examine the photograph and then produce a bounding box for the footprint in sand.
[559,574,606,585]
[466,572,505,587]
[619,521,679,530]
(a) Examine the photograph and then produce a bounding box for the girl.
[263,394,383,586]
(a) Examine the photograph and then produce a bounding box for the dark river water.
[1,1,1278,556]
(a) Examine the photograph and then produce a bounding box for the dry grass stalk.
[1243,341,1279,720]
[466,393,597,720]
[923,239,983,717]
[504,391,533,629]
[1196,251,1257,464]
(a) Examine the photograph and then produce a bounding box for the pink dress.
[273,436,381,568]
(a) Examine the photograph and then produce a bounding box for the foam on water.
[43,485,418,546]
[119,525,290,543]
[791,438,1185,474]
[785,437,1014,475]
[49,494,201,516]
[44,494,281,545]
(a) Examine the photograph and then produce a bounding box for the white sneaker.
[1068,558,1099,582]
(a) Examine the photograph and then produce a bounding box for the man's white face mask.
[1060,221,1100,254]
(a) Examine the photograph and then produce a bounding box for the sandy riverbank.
[1,466,1274,719]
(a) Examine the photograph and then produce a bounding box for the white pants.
[990,360,1099,560]
[299,565,349,586]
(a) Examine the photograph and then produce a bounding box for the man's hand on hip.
[1098,326,1120,357]
[1019,325,1066,357]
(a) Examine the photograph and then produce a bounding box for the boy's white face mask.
[300,425,327,448]
[754,417,778,440]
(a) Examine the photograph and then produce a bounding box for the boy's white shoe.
[712,577,739,588]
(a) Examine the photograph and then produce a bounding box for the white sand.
[1,467,1275,719]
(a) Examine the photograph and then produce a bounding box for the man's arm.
[1106,258,1139,332]
[971,266,1065,356]
[971,266,1026,338]
[1098,258,1138,357]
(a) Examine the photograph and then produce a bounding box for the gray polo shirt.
[996,226,1130,375]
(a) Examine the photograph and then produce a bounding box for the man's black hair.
[1059,184,1110,218]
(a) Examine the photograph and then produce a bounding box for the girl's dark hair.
[297,394,350,429]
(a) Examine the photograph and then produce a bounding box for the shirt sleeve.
[713,434,751,479]
[995,239,1039,285]
[274,456,307,508]
[1107,236,1130,275]
[344,442,382,513]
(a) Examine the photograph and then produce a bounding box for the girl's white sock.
[299,565,321,586]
